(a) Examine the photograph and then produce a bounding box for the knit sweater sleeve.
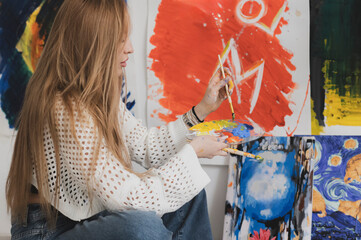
[52,100,210,216]
[121,102,189,169]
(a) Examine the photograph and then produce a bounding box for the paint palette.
[187,119,264,146]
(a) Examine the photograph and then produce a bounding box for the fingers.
[219,66,231,77]
[224,67,232,77]
[209,67,231,85]
[215,138,229,150]
[217,135,228,142]
[209,69,222,86]
[216,76,230,89]
[215,136,229,157]
[217,150,228,157]
[191,135,230,158]
[223,68,234,92]
[215,77,231,97]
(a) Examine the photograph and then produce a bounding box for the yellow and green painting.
[311,0,361,135]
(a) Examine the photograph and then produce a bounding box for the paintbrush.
[222,148,264,161]
[218,55,235,121]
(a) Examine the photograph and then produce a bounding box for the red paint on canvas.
[149,0,295,132]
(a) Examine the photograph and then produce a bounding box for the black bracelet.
[192,106,204,123]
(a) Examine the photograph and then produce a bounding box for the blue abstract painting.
[223,136,315,240]
[0,0,135,129]
[312,136,361,239]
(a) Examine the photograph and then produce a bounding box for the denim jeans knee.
[56,210,172,240]
[162,189,213,240]
[112,210,173,240]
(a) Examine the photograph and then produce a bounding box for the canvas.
[223,136,315,239]
[147,0,311,135]
[310,0,361,135]
[0,0,62,131]
[312,136,361,239]
[0,0,136,135]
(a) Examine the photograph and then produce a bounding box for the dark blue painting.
[0,0,135,129]
[312,136,361,239]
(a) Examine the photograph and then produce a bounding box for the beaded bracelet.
[182,106,204,128]
[182,113,194,128]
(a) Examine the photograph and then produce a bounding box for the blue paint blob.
[121,78,136,111]
[231,124,251,138]
[224,123,252,139]
[239,137,299,221]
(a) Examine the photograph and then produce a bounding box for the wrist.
[189,140,202,157]
[194,103,210,121]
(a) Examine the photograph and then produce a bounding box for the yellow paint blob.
[189,120,237,135]
[329,155,341,166]
[344,138,358,150]
[16,3,44,73]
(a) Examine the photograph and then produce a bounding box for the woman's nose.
[124,39,134,54]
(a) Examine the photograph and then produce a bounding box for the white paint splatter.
[246,174,289,201]
[260,209,272,217]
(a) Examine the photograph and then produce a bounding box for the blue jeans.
[11,189,213,240]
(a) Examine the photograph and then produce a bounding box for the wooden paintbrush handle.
[222,148,263,161]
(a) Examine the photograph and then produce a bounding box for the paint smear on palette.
[310,0,361,134]
[189,119,257,144]
[149,0,297,133]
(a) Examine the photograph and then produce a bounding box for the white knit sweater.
[31,98,210,221]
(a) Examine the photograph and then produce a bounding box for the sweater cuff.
[167,117,190,152]
[177,144,211,190]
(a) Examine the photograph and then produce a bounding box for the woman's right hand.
[190,135,228,159]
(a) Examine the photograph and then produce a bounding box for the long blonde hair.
[6,0,130,223]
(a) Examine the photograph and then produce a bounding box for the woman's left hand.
[194,67,234,120]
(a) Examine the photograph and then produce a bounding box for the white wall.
[0,129,14,236]
[0,1,229,239]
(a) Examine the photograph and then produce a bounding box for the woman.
[6,0,232,239]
